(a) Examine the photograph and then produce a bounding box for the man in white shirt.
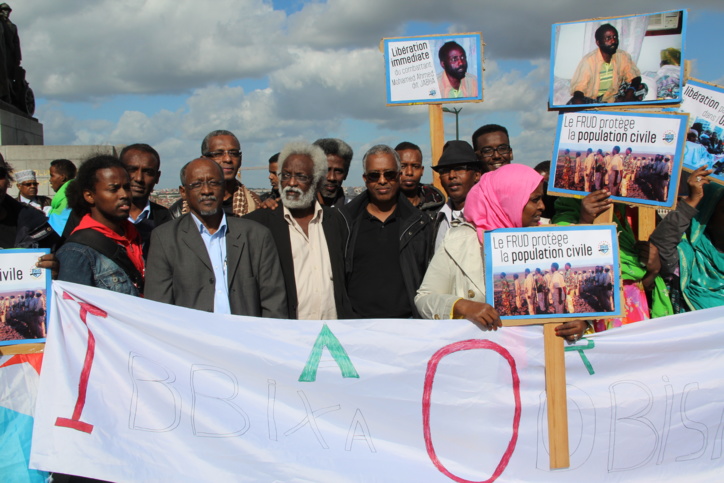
[245,142,353,319]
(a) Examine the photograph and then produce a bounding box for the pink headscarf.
[465,164,544,243]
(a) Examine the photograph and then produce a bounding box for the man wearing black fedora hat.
[432,140,485,250]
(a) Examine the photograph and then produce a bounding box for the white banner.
[31,281,724,482]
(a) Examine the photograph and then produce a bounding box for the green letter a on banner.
[298,324,359,382]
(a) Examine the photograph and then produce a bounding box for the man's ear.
[179,185,187,202]
[83,189,95,207]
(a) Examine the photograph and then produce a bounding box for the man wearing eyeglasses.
[472,123,513,173]
[170,130,261,218]
[15,169,51,213]
[431,140,484,250]
[340,145,434,319]
[245,142,353,319]
[146,158,287,318]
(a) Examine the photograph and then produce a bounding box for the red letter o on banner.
[422,340,521,483]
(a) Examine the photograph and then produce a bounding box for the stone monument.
[0,3,41,145]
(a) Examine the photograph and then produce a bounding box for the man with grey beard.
[244,142,353,319]
[146,158,287,317]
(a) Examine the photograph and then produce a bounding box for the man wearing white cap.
[15,169,51,214]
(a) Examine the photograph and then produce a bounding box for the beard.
[444,63,467,80]
[281,186,316,210]
[196,195,218,216]
[600,42,618,56]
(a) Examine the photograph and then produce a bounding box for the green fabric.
[552,197,673,318]
[48,180,70,215]
[678,184,724,310]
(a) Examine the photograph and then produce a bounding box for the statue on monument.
[0,3,34,116]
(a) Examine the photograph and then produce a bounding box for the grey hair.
[362,144,401,172]
[201,130,240,155]
[278,141,328,186]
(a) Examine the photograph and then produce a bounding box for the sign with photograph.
[484,225,621,320]
[548,110,687,208]
[549,10,686,109]
[0,249,51,346]
[383,33,483,105]
[679,78,724,186]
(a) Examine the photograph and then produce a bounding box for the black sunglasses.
[365,170,399,182]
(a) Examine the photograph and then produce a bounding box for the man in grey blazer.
[145,158,287,318]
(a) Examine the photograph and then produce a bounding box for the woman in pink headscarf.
[415,164,587,341]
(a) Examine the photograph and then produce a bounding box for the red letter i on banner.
[55,291,108,434]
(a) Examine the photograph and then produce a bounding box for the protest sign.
[679,78,724,186]
[0,249,50,346]
[550,10,686,109]
[484,225,621,320]
[548,110,687,208]
[29,281,724,482]
[383,33,483,105]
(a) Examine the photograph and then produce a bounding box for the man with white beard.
[244,142,353,319]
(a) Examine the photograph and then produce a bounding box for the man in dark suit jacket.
[145,158,287,318]
[120,143,172,258]
[245,142,352,320]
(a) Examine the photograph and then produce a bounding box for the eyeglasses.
[436,165,475,176]
[364,170,399,182]
[20,182,38,187]
[186,179,223,191]
[477,144,511,158]
[280,172,312,183]
[203,150,242,159]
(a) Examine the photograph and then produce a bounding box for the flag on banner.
[0,353,48,483]
[30,281,724,482]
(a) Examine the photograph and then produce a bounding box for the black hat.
[432,140,483,172]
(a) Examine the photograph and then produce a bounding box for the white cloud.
[19,0,288,99]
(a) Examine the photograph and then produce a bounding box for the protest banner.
[383,33,483,105]
[0,249,50,346]
[483,225,621,320]
[549,10,686,109]
[548,110,687,208]
[29,281,724,481]
[679,78,724,186]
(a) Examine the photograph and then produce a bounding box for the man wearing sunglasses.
[15,169,51,213]
[170,130,261,218]
[340,145,434,319]
[431,140,484,250]
[245,142,353,320]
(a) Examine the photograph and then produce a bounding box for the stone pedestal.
[0,108,43,145]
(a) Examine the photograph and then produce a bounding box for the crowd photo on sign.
[1,2,724,481]
[552,146,675,201]
[492,264,616,317]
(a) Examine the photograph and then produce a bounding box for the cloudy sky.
[14,0,724,189]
